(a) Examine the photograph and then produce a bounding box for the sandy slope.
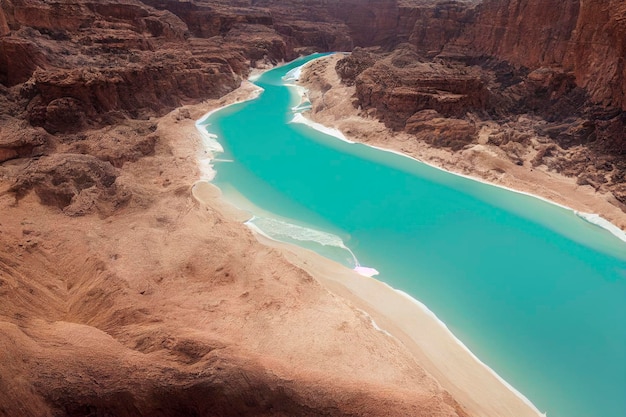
[0,83,470,416]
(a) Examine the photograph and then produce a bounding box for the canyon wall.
[570,0,626,111]
[1,1,625,416]
[335,0,625,205]
[329,0,625,112]
[454,0,626,110]
[1,0,623,121]
[398,0,477,55]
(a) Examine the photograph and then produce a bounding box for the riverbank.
[148,81,479,416]
[298,54,626,234]
[254,234,546,417]
[187,62,548,417]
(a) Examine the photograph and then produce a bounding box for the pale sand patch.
[260,236,546,417]
[181,66,544,417]
[191,180,251,223]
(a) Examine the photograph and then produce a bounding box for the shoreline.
[194,81,264,181]
[190,60,546,417]
[293,107,626,244]
[256,231,546,417]
[297,55,626,238]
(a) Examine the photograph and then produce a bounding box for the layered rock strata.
[454,0,626,111]
[331,0,625,212]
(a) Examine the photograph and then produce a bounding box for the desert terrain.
[1,0,624,415]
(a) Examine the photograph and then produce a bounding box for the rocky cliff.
[0,0,356,136]
[0,0,357,201]
[455,0,626,111]
[338,0,626,119]
[2,0,623,137]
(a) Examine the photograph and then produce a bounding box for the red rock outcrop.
[142,0,274,38]
[9,153,131,216]
[0,36,49,86]
[327,0,626,114]
[570,0,626,111]
[328,0,400,47]
[0,6,9,35]
[0,121,51,163]
[144,0,353,56]
[342,45,487,130]
[406,109,477,150]
[0,0,360,135]
[343,51,624,202]
[443,0,626,162]
[256,1,353,54]
[0,0,255,132]
[454,0,626,111]
[26,55,243,133]
[453,0,580,67]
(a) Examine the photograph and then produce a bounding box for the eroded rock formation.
[454,0,626,111]
[0,0,357,212]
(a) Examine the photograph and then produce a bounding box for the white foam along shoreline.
[244,216,379,277]
[366,141,626,242]
[574,212,626,243]
[378,144,626,246]
[366,141,626,244]
[289,113,353,143]
[283,65,303,82]
[194,82,264,180]
[192,77,378,277]
[283,63,356,144]
[391,284,547,416]
[247,215,352,255]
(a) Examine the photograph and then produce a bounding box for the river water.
[200,54,626,417]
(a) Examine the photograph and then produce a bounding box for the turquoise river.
[200,54,626,417]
